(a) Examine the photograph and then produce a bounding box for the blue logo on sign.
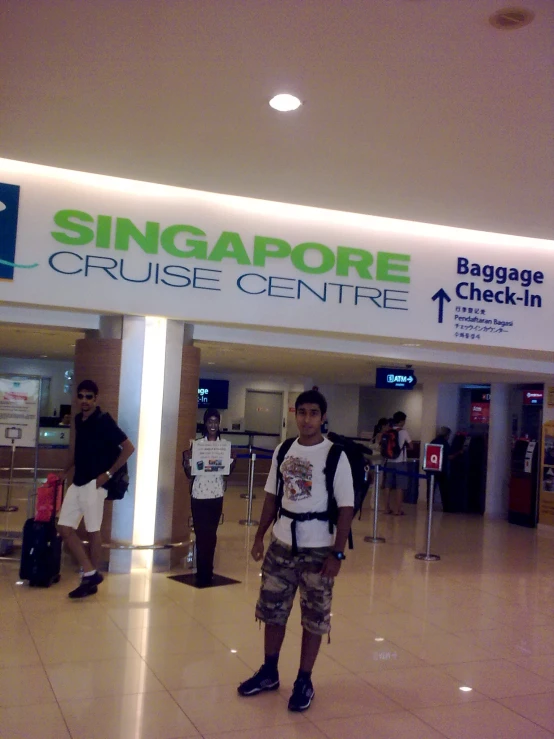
[0,182,38,280]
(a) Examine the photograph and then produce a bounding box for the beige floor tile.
[126,622,226,657]
[202,726,328,739]
[509,653,554,682]
[0,702,71,739]
[145,649,251,690]
[46,655,165,701]
[0,665,56,707]
[0,631,41,668]
[300,674,402,720]
[441,659,554,699]
[36,628,139,664]
[313,710,449,738]
[105,603,194,631]
[326,636,426,673]
[59,691,199,739]
[425,607,499,633]
[393,632,495,665]
[500,692,554,734]
[204,619,265,649]
[360,665,487,710]
[414,700,554,738]
[171,685,304,734]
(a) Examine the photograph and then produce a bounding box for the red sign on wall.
[470,402,490,424]
[423,443,444,472]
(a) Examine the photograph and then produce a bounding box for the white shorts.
[58,480,107,532]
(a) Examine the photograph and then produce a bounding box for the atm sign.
[523,390,543,406]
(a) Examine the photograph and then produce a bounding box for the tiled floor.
[2,487,554,738]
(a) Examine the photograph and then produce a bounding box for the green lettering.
[96,215,112,249]
[161,224,207,259]
[336,246,373,279]
[208,231,251,264]
[291,242,335,274]
[253,235,291,266]
[114,218,159,254]
[51,209,94,246]
[376,252,410,283]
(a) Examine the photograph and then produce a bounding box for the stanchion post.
[364,464,385,544]
[240,443,257,499]
[240,452,260,526]
[415,472,440,561]
[0,439,19,514]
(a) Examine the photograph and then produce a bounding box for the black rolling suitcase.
[20,480,62,587]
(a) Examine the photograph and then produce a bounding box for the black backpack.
[276,436,372,552]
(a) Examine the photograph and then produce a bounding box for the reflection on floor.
[1,486,554,738]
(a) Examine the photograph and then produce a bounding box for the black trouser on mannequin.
[191,496,224,583]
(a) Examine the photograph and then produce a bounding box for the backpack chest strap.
[279,508,330,554]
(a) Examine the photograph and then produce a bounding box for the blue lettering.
[268,275,295,298]
[354,286,382,306]
[48,251,83,275]
[85,255,117,279]
[193,267,221,291]
[237,272,266,295]
[161,265,191,287]
[383,289,409,311]
[119,258,152,283]
[328,282,354,304]
[457,257,469,275]
[456,282,469,299]
[297,279,326,301]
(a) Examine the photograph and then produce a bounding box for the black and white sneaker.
[288,676,315,712]
[237,664,280,696]
[68,571,103,599]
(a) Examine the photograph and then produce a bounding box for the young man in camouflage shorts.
[237,390,354,712]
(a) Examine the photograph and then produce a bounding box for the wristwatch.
[105,470,113,479]
[331,551,346,561]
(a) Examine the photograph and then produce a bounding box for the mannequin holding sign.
[183,408,235,586]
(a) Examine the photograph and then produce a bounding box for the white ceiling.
[1,0,553,239]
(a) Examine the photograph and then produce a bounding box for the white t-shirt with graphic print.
[265,437,355,548]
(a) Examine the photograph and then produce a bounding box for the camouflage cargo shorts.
[255,537,334,636]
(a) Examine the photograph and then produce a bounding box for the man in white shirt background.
[382,410,413,516]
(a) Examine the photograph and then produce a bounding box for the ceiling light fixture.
[489,7,534,30]
[459,686,473,692]
[402,343,421,348]
[269,94,302,112]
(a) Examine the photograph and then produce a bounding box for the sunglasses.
[77,393,95,400]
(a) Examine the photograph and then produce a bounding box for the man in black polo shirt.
[58,380,134,598]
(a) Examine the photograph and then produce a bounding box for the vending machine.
[508,439,539,527]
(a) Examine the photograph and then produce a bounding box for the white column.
[109,316,188,573]
[485,383,512,519]
[418,380,439,503]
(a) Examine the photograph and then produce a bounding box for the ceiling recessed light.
[375,637,385,642]
[40,354,48,358]
[459,686,473,692]
[269,93,302,112]
[489,7,534,30]
[402,343,421,348]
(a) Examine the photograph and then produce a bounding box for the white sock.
[84,570,96,577]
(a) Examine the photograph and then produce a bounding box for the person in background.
[382,411,413,516]
[59,413,71,427]
[183,408,235,587]
[371,417,390,445]
[58,380,135,598]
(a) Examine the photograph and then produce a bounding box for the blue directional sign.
[376,368,417,390]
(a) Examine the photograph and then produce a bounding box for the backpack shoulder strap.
[276,437,296,511]
[324,443,342,500]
